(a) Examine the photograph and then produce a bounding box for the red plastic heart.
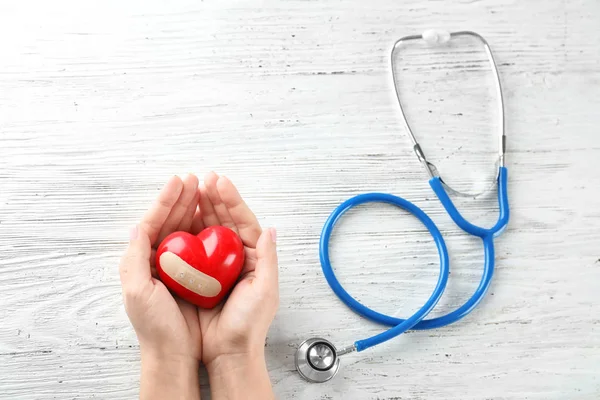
[156,226,245,308]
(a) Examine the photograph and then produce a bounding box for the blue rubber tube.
[318,167,510,352]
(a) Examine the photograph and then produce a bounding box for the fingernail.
[129,225,139,241]
[269,228,277,243]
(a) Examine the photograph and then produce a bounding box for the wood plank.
[1,0,599,398]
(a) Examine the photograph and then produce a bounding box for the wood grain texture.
[1,0,599,399]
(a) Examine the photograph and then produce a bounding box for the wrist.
[141,341,199,367]
[207,349,274,400]
[140,350,200,400]
[206,348,265,376]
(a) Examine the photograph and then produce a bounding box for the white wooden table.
[1,1,599,399]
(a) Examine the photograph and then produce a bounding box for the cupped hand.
[195,172,279,367]
[119,174,202,364]
[120,172,278,399]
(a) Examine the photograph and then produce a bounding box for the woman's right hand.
[119,174,203,400]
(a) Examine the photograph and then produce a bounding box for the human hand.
[119,174,202,400]
[196,172,279,399]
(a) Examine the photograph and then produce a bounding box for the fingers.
[186,173,263,252]
[156,174,200,244]
[254,228,279,291]
[177,187,200,233]
[240,247,258,276]
[204,172,237,232]
[150,248,158,278]
[199,183,220,227]
[190,208,205,235]
[141,176,184,246]
[216,176,263,248]
[119,225,153,288]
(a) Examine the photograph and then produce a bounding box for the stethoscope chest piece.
[295,337,340,383]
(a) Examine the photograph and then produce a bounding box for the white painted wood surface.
[1,0,599,399]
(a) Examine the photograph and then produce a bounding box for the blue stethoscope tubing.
[319,167,510,352]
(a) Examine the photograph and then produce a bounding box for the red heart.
[155,226,245,309]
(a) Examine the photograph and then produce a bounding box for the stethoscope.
[295,30,510,383]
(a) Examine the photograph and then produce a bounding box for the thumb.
[254,228,278,289]
[119,225,153,288]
